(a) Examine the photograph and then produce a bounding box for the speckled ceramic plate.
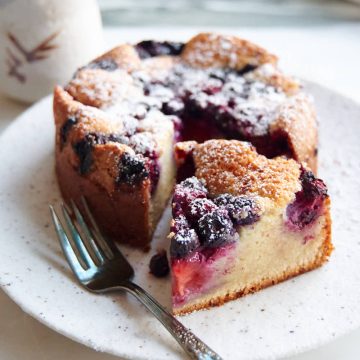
[0,82,359,360]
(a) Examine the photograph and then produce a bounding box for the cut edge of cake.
[172,206,332,315]
[170,140,332,315]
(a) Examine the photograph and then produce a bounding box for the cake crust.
[181,33,278,70]
[54,86,174,249]
[192,140,301,206]
[173,199,332,315]
[171,140,332,315]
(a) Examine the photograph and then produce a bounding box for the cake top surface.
[192,139,301,206]
[63,32,301,141]
[65,60,293,134]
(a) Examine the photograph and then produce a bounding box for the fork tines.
[49,198,117,273]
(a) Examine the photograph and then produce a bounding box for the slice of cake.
[170,140,332,315]
[54,86,175,249]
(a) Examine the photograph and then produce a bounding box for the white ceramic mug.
[0,0,104,103]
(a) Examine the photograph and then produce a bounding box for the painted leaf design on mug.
[6,47,25,83]
[5,31,59,83]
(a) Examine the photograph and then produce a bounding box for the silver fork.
[49,198,222,360]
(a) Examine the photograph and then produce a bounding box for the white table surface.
[1,25,360,360]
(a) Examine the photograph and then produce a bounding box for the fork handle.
[118,281,223,360]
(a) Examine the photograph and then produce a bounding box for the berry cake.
[170,140,332,315]
[54,33,319,248]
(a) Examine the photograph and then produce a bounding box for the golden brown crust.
[66,68,137,108]
[192,140,301,206]
[54,86,124,138]
[270,94,318,173]
[245,64,300,95]
[95,44,141,72]
[141,55,179,75]
[173,141,197,166]
[181,33,278,70]
[174,200,333,316]
[271,94,318,172]
[53,86,154,248]
[56,153,152,248]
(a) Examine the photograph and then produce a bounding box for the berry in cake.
[54,32,319,248]
[149,249,170,278]
[73,133,100,175]
[170,217,201,260]
[87,58,119,71]
[169,140,332,315]
[60,116,77,147]
[135,41,185,59]
[117,152,149,185]
[286,167,328,232]
[214,194,260,226]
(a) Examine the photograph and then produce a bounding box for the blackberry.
[187,198,217,224]
[170,227,200,259]
[300,168,328,199]
[214,194,260,226]
[135,41,184,59]
[117,153,149,185]
[198,208,238,248]
[286,168,328,230]
[172,178,208,217]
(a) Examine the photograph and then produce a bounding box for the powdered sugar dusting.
[67,47,298,150]
[192,140,301,206]
[64,40,310,185]
[134,63,288,137]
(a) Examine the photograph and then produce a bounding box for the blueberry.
[60,116,77,147]
[86,58,118,71]
[198,208,238,248]
[237,64,257,75]
[73,132,143,175]
[135,41,184,59]
[214,194,260,226]
[117,153,149,185]
[149,250,169,277]
[73,133,100,174]
[170,226,200,259]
